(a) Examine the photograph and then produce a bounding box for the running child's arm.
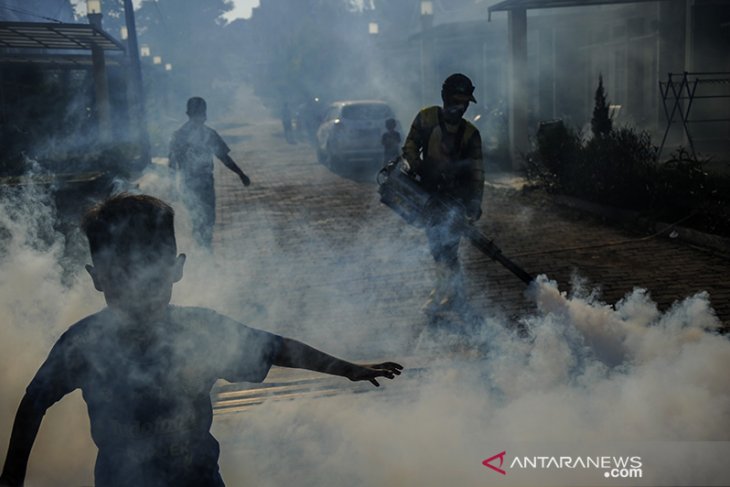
[220,154,251,186]
[0,394,46,486]
[273,338,402,387]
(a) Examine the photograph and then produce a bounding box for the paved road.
[187,112,730,419]
[210,117,729,345]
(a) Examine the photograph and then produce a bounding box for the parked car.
[316,100,400,170]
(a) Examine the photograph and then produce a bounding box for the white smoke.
[0,182,100,486]
[213,276,729,487]
[1,153,727,487]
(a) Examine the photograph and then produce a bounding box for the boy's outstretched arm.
[0,394,46,486]
[220,154,251,186]
[273,338,403,387]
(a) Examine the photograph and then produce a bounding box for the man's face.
[442,95,471,123]
[86,252,185,318]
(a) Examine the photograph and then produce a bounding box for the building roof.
[0,52,126,67]
[0,21,124,51]
[488,0,670,20]
[408,19,507,43]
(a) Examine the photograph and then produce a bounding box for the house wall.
[525,0,729,159]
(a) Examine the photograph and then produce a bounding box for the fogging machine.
[376,158,534,285]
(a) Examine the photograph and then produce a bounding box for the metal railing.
[658,71,730,160]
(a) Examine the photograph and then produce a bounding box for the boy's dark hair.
[385,118,396,130]
[82,193,177,264]
[186,96,207,117]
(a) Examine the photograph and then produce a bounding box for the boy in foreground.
[0,193,402,487]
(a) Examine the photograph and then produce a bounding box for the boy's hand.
[348,362,403,387]
[239,173,251,187]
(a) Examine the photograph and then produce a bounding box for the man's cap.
[442,73,477,103]
[186,96,207,116]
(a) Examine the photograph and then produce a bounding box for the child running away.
[0,193,402,487]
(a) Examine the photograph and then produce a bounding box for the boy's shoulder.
[60,306,225,340]
[169,305,231,323]
[52,308,119,352]
[171,121,218,138]
[60,306,275,346]
[167,306,268,337]
[64,308,115,334]
[167,306,218,333]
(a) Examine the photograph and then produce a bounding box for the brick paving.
[209,117,729,357]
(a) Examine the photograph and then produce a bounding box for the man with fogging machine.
[401,73,485,315]
[169,97,251,248]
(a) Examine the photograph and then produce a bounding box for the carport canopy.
[0,21,124,51]
[0,21,126,141]
[488,0,671,20]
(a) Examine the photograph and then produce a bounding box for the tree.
[591,74,612,138]
[134,0,235,102]
[228,0,374,111]
[95,0,127,40]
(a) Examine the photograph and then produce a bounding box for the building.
[0,0,142,177]
[488,0,730,166]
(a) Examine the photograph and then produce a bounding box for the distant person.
[0,193,402,487]
[169,97,251,248]
[281,101,294,144]
[402,73,484,317]
[381,118,401,165]
[302,96,323,144]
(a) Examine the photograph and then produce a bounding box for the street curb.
[550,194,730,256]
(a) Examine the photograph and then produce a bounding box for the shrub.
[523,130,730,237]
[654,148,730,234]
[591,75,612,138]
[581,127,657,207]
[522,77,730,236]
[525,120,582,193]
[525,121,659,207]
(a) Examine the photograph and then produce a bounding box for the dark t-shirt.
[169,122,230,190]
[381,130,402,160]
[26,306,282,487]
[381,130,401,150]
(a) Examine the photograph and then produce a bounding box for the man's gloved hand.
[239,173,251,187]
[401,159,414,174]
[466,199,482,222]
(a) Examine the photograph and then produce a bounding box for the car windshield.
[341,104,392,120]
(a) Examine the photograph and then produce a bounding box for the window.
[341,104,393,120]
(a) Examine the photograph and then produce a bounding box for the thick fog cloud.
[214,277,729,487]
[1,3,728,486]
[2,155,729,486]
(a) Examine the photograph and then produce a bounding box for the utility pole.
[123,0,151,166]
[86,1,111,142]
[420,1,434,108]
